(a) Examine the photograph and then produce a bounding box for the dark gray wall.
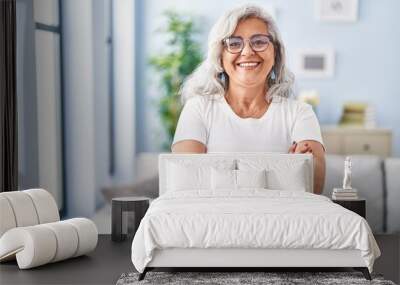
[16,0,39,189]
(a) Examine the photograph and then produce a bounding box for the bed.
[131,153,380,280]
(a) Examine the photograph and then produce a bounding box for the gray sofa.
[323,155,399,233]
[103,153,399,234]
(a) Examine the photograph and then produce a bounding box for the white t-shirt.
[172,95,323,153]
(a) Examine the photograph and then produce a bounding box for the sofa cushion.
[323,155,384,232]
[384,158,400,233]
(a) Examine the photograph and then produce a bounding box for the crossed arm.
[288,140,326,195]
[171,139,326,195]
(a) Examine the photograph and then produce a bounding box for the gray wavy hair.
[180,4,294,103]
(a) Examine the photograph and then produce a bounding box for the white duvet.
[131,190,380,273]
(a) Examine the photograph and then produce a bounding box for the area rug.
[116,271,396,285]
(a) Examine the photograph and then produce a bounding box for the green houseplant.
[150,11,203,150]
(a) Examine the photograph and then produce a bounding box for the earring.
[270,70,276,81]
[219,72,228,84]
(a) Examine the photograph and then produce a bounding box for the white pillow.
[237,169,267,189]
[211,168,236,190]
[167,162,210,191]
[167,159,236,191]
[211,168,267,190]
[266,162,307,191]
[238,159,309,191]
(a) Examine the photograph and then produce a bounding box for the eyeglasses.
[223,34,273,54]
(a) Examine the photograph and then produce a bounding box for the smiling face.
[221,17,275,89]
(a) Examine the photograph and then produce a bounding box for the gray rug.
[116,271,396,285]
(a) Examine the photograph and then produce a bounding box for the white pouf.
[0,189,98,269]
[0,218,98,269]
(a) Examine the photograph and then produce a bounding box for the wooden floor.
[0,235,133,285]
[0,234,398,285]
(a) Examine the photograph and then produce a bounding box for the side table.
[332,198,366,218]
[112,197,150,242]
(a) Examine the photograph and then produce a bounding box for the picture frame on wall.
[295,48,335,78]
[315,0,359,23]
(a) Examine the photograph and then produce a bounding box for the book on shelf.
[332,193,358,197]
[332,194,359,200]
[332,196,359,200]
[333,188,358,193]
[339,102,376,128]
[332,188,359,200]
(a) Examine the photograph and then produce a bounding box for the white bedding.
[131,190,380,273]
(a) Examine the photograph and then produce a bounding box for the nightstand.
[111,197,150,242]
[332,198,366,218]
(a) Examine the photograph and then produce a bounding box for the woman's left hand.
[288,142,312,154]
[288,140,326,195]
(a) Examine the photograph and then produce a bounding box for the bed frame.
[137,153,372,281]
[139,248,371,280]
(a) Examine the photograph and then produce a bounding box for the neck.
[226,82,267,109]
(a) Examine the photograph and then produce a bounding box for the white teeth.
[238,62,259,67]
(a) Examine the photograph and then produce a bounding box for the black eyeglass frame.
[222,34,274,54]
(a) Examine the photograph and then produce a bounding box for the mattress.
[131,190,380,273]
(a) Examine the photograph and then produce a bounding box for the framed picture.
[315,0,359,23]
[295,48,335,78]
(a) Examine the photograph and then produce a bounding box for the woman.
[171,4,325,194]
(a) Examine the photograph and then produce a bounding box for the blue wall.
[135,0,400,156]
